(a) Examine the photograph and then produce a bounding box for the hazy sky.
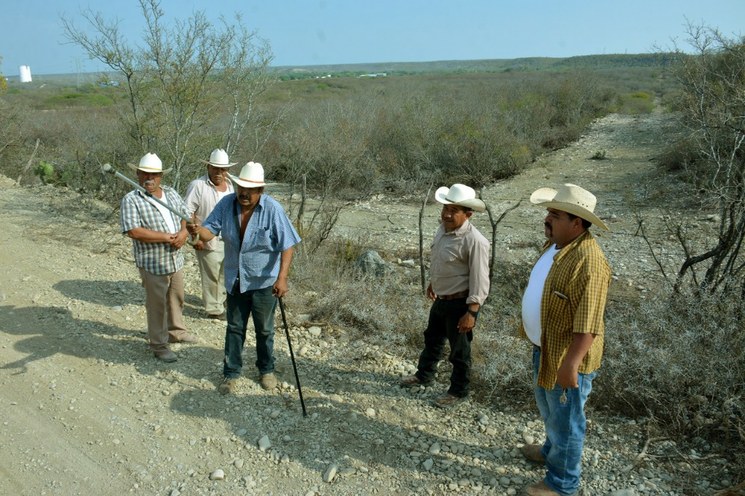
[1,0,743,76]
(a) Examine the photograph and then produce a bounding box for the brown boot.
[399,374,432,388]
[259,373,277,390]
[433,393,467,409]
[521,443,545,463]
[218,377,237,395]
[154,349,177,362]
[523,481,560,496]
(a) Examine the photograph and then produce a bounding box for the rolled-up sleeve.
[467,234,490,305]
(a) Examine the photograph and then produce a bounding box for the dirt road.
[0,110,731,496]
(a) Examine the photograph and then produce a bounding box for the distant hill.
[271,53,676,79]
[4,53,676,84]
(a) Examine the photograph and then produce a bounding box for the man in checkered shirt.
[519,184,611,496]
[120,153,198,363]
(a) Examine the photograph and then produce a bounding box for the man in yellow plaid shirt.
[519,184,611,496]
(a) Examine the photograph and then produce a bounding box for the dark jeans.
[415,298,473,397]
[224,285,277,378]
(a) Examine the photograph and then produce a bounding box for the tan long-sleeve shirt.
[429,220,491,305]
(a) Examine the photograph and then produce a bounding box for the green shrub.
[591,150,607,160]
[35,161,55,184]
[657,137,703,173]
[616,90,655,114]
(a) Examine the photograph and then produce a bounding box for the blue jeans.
[224,286,277,378]
[415,298,472,397]
[533,346,596,496]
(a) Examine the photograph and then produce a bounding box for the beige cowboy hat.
[228,162,267,188]
[128,152,171,174]
[530,183,609,230]
[201,148,236,168]
[434,183,486,213]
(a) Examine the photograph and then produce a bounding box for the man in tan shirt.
[400,183,490,408]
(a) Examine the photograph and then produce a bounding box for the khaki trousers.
[138,267,188,351]
[195,243,226,315]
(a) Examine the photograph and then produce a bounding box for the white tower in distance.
[19,65,32,83]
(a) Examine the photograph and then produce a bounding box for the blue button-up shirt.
[203,193,301,293]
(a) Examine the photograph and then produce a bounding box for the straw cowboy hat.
[530,183,609,230]
[201,148,236,168]
[434,183,486,213]
[128,152,171,174]
[228,162,267,188]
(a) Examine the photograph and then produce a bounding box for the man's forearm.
[127,227,169,243]
[564,332,595,368]
[278,246,295,280]
[193,225,216,242]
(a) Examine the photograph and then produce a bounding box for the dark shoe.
[207,312,226,320]
[521,443,545,463]
[522,481,561,496]
[259,373,277,390]
[399,374,432,388]
[218,377,238,395]
[154,349,177,362]
[169,333,198,344]
[433,393,467,409]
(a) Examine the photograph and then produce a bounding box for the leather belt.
[437,290,469,300]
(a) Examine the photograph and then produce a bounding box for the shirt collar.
[544,230,593,261]
[446,219,471,236]
[206,174,232,190]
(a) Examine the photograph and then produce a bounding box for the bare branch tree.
[672,24,745,295]
[483,197,521,282]
[62,0,275,190]
[418,181,434,294]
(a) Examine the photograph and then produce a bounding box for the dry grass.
[291,243,745,475]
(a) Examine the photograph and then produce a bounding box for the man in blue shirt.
[188,162,301,393]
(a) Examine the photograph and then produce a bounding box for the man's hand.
[170,229,188,249]
[273,276,289,298]
[456,312,476,334]
[426,283,436,301]
[556,361,579,389]
[192,239,205,251]
[556,333,595,389]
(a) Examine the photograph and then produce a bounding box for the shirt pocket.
[548,286,573,331]
[251,227,273,249]
[438,246,460,264]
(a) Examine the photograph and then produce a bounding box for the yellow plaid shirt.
[521,230,611,389]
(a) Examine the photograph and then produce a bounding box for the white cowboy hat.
[434,183,486,213]
[128,152,171,173]
[530,183,609,230]
[201,148,236,168]
[228,162,267,188]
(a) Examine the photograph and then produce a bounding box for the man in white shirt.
[184,149,235,319]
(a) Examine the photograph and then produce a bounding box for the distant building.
[358,73,387,78]
[19,65,32,83]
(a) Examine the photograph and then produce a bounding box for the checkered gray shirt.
[120,187,187,275]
